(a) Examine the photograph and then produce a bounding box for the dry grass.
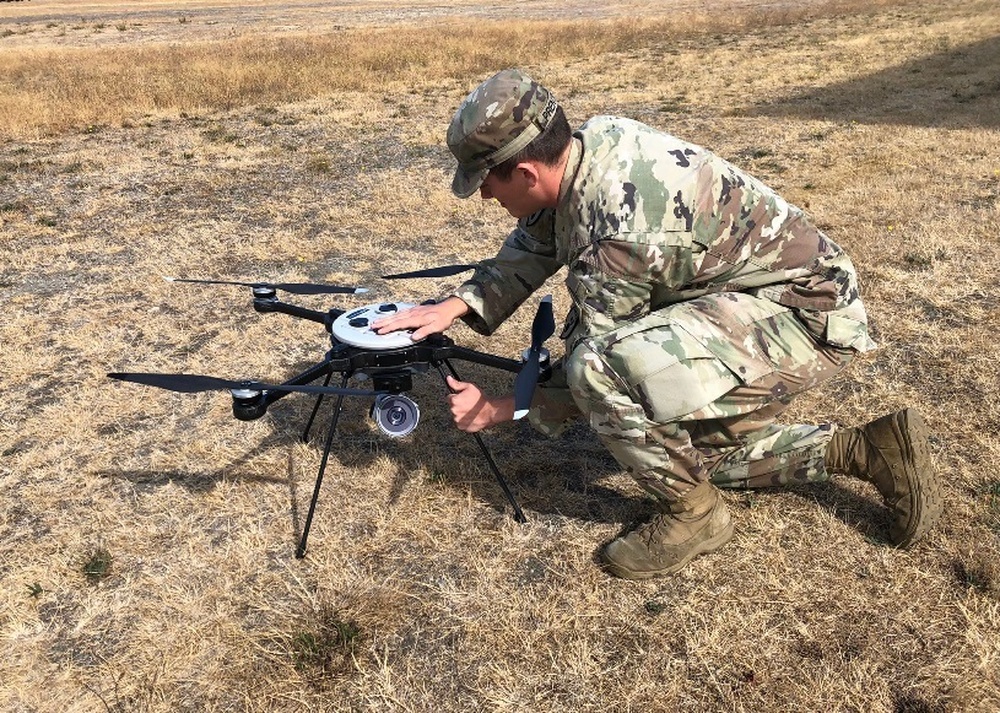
[2,0,1000,711]
[2,0,912,139]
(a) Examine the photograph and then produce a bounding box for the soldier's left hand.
[445,375,514,432]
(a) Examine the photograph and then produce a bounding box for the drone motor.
[231,388,267,421]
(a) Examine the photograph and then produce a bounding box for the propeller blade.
[381,264,479,279]
[529,294,556,351]
[512,356,540,420]
[108,372,382,397]
[270,282,368,296]
[109,373,243,392]
[512,295,555,420]
[164,276,368,295]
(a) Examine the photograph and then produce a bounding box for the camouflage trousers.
[528,292,855,501]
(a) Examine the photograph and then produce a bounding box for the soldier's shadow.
[451,420,647,526]
[753,479,895,546]
[347,360,651,527]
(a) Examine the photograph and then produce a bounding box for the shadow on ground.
[740,35,1000,129]
[96,357,643,550]
[784,479,893,544]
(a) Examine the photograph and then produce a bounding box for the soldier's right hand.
[372,296,470,342]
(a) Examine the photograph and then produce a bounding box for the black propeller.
[381,264,479,279]
[512,295,556,420]
[164,276,368,295]
[108,372,383,397]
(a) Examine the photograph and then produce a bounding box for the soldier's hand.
[372,296,470,342]
[445,375,515,432]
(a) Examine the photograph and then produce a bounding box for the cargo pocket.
[675,321,774,386]
[664,293,785,386]
[576,314,743,424]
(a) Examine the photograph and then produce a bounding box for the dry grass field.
[2,0,999,711]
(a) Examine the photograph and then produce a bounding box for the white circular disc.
[330,302,420,349]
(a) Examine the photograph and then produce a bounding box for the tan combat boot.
[825,408,941,547]
[601,481,733,580]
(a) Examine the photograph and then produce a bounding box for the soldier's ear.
[514,161,540,189]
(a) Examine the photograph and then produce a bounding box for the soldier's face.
[479,169,542,218]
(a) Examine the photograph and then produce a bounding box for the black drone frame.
[111,264,558,558]
[113,283,552,558]
[251,286,543,557]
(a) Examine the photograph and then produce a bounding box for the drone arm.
[252,296,339,326]
[444,345,523,374]
[259,359,338,408]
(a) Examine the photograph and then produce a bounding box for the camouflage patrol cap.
[447,68,560,198]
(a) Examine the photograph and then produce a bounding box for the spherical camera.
[372,394,420,438]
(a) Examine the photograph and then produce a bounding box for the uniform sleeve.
[451,210,563,335]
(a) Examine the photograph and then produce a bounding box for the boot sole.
[885,408,942,547]
[601,518,735,580]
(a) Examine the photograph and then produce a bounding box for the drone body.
[330,301,417,350]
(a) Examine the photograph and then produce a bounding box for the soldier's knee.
[565,343,624,404]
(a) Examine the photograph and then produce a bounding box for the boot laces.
[635,511,681,548]
[640,518,665,546]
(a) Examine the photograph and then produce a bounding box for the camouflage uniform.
[453,115,876,501]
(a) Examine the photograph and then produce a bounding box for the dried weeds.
[2,1,999,711]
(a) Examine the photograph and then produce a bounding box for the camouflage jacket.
[453,116,876,354]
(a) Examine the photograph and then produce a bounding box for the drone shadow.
[98,359,648,548]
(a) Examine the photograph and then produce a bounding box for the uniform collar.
[557,136,583,206]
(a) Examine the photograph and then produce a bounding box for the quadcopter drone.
[109,264,555,558]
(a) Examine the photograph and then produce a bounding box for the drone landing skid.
[294,355,527,560]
